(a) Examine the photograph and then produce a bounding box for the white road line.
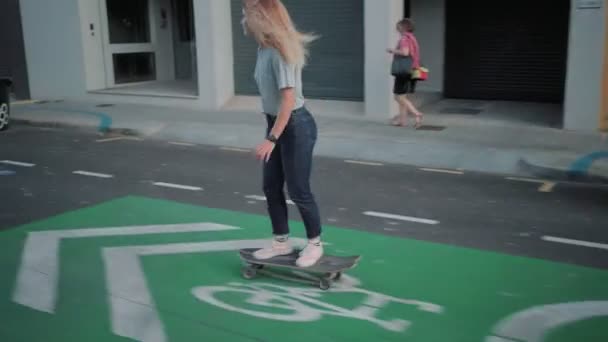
[168,141,196,147]
[152,182,202,191]
[363,211,439,225]
[0,160,35,167]
[96,137,143,143]
[344,160,384,166]
[419,168,464,175]
[541,236,608,251]
[245,195,266,201]
[73,170,114,179]
[220,146,251,153]
[506,177,545,183]
[245,195,295,205]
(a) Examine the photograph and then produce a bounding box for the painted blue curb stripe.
[569,151,608,175]
[18,107,112,132]
[57,108,113,132]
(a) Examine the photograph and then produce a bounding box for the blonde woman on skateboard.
[241,0,324,267]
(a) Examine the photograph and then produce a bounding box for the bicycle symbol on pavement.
[191,273,444,332]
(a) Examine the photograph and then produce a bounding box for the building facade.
[16,0,608,131]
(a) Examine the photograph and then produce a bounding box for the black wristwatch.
[266,134,278,143]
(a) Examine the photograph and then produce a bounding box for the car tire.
[0,100,9,131]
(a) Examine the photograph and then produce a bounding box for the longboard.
[239,248,361,290]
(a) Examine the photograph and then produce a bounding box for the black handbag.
[391,55,413,77]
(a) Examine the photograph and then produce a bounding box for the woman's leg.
[401,95,423,128]
[393,94,409,126]
[280,108,324,267]
[253,115,293,260]
[404,80,423,128]
[391,77,409,126]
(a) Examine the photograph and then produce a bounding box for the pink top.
[398,32,421,68]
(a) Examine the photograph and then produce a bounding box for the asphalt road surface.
[2,125,608,342]
[1,126,607,269]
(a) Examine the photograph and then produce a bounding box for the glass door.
[100,0,158,86]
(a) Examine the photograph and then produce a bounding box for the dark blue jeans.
[264,106,322,239]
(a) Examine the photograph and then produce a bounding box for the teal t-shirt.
[254,47,305,116]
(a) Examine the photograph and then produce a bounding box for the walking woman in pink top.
[387,18,423,128]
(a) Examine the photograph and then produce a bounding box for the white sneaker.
[296,240,324,268]
[253,239,293,260]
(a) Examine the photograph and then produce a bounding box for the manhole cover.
[416,125,445,131]
[96,104,115,107]
[439,107,482,115]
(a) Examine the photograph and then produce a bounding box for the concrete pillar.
[563,1,606,131]
[364,0,404,119]
[601,3,608,131]
[194,0,235,110]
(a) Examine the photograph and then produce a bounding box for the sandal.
[414,113,423,129]
[391,115,408,127]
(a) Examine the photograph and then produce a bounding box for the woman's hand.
[386,48,394,54]
[255,139,276,162]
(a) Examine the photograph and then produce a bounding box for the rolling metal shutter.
[230,0,364,100]
[0,0,30,99]
[444,0,570,103]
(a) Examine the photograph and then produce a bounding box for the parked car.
[0,77,12,131]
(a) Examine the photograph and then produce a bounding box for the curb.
[518,157,608,184]
[12,118,141,137]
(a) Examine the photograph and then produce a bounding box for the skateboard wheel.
[319,278,331,291]
[326,272,341,281]
[242,266,257,279]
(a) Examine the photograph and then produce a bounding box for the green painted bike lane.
[0,196,607,342]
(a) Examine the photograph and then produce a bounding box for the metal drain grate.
[439,107,482,115]
[416,125,446,131]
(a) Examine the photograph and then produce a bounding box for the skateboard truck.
[239,248,360,290]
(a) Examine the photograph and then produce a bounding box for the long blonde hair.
[242,0,317,67]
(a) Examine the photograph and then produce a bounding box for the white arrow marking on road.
[13,223,239,314]
[103,238,307,342]
[485,301,608,342]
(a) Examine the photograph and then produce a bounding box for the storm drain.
[35,99,64,104]
[416,125,446,131]
[96,104,115,108]
[439,107,482,115]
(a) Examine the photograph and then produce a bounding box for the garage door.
[444,0,569,103]
[0,0,30,99]
[230,0,364,101]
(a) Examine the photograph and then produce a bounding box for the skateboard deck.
[239,248,361,290]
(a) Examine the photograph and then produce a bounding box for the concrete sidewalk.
[8,98,608,183]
